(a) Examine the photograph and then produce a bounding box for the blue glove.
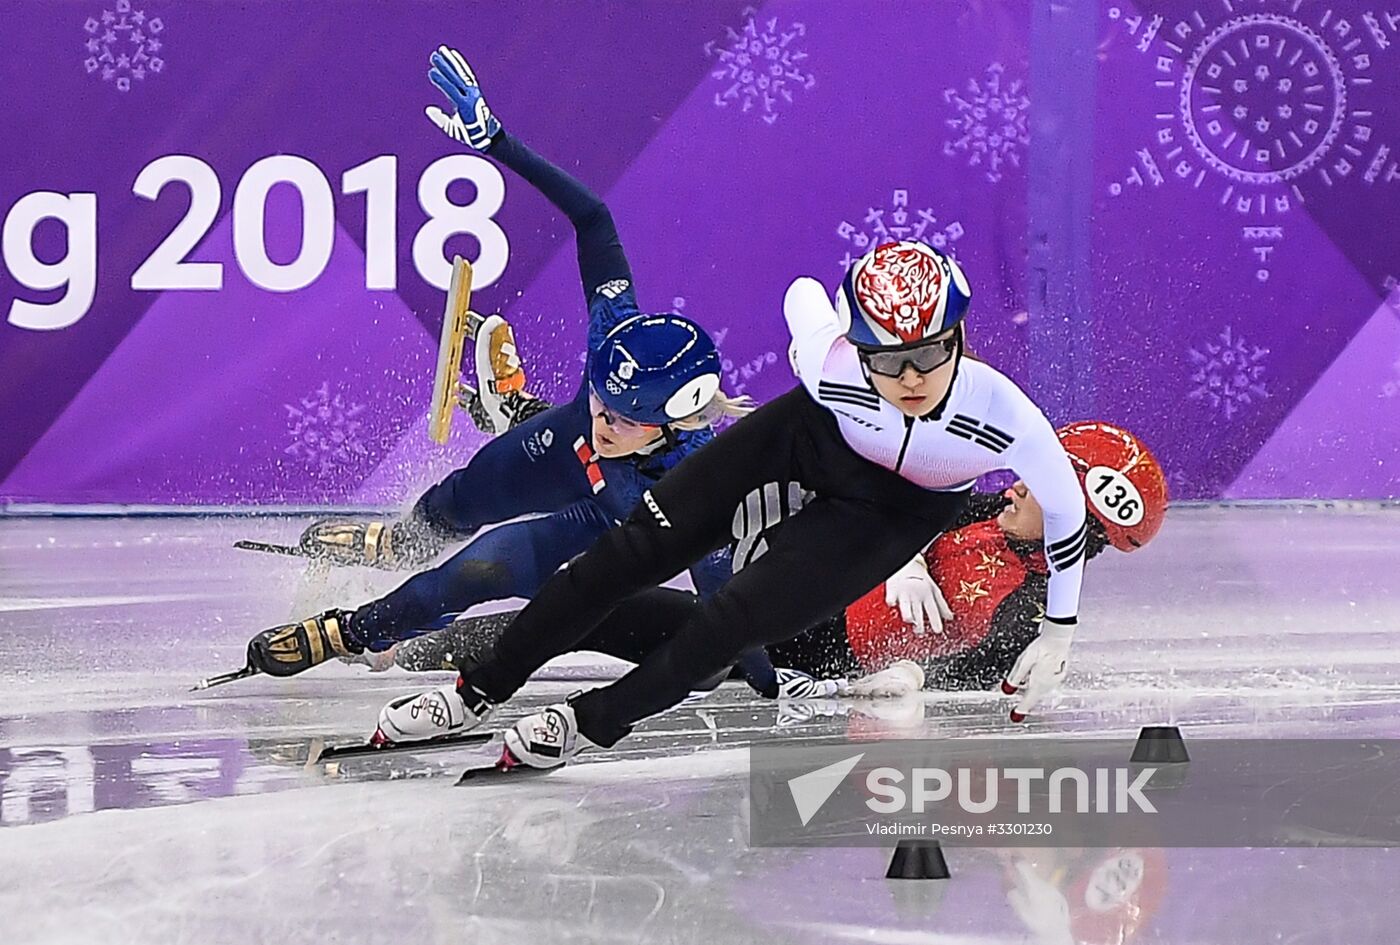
[426,45,502,150]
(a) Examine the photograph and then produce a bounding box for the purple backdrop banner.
[1,0,1397,505]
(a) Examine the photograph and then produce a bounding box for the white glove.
[774,667,849,699]
[883,555,952,635]
[846,659,925,698]
[1001,619,1075,722]
[1006,860,1075,945]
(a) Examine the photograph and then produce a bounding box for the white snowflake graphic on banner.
[1188,326,1270,420]
[83,1,165,92]
[943,63,1031,183]
[705,6,814,124]
[836,189,965,270]
[284,382,369,477]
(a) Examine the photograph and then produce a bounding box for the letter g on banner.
[4,192,98,331]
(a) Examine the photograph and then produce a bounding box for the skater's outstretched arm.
[999,415,1088,721]
[426,46,632,319]
[1005,420,1086,623]
[484,132,630,304]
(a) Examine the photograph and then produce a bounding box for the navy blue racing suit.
[349,131,741,670]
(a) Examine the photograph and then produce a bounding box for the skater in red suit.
[770,420,1168,705]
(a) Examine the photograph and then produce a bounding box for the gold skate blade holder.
[429,255,481,445]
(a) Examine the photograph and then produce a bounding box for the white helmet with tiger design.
[838,240,972,349]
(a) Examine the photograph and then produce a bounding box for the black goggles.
[857,336,959,378]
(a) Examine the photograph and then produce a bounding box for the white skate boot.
[472,313,524,433]
[458,312,548,434]
[373,681,495,745]
[501,703,595,769]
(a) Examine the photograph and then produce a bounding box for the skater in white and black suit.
[378,241,1089,770]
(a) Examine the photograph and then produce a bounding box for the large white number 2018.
[130,154,507,294]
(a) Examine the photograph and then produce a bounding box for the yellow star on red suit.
[954,579,991,606]
[974,550,1007,578]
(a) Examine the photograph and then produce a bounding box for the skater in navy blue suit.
[241,46,755,683]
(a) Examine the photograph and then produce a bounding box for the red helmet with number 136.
[1056,422,1168,552]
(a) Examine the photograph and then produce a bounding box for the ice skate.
[465,312,546,434]
[374,680,495,745]
[501,702,595,769]
[245,609,363,677]
[295,518,442,571]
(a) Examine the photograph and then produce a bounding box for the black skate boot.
[297,518,444,570]
[246,609,363,677]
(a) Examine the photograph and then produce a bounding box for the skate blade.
[190,664,260,691]
[454,746,560,785]
[233,540,305,558]
[312,730,492,763]
[429,256,475,444]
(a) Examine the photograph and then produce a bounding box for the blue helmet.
[838,241,972,349]
[589,314,723,425]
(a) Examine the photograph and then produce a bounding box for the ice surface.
[2,508,1399,944]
